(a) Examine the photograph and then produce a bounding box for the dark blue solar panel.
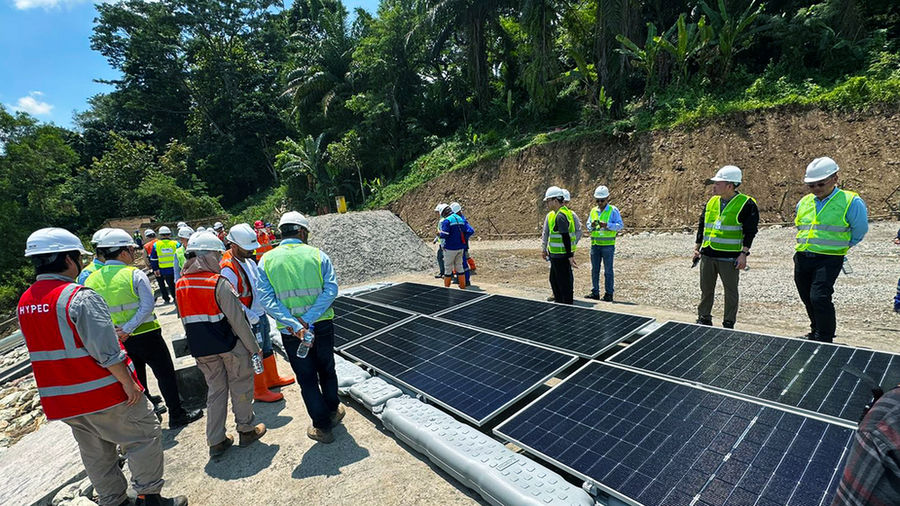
[355,282,487,315]
[436,295,653,358]
[495,362,853,506]
[609,321,900,424]
[341,316,576,425]
[331,296,414,349]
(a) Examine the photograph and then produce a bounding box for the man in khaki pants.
[174,231,266,457]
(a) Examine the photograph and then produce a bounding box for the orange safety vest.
[220,251,254,308]
[18,279,140,420]
[143,238,157,258]
[175,272,237,357]
[255,230,273,260]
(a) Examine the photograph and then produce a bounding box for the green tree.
[700,0,768,80]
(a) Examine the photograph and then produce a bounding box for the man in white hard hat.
[794,157,868,343]
[692,166,759,329]
[174,226,194,279]
[433,204,449,279]
[18,227,189,506]
[213,222,226,243]
[148,226,179,305]
[175,231,266,457]
[584,185,624,302]
[449,201,475,285]
[440,202,474,289]
[76,228,111,284]
[142,229,157,260]
[257,211,343,443]
[221,223,295,403]
[86,229,203,429]
[542,186,577,304]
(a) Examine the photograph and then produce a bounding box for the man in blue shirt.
[584,185,625,302]
[440,205,474,289]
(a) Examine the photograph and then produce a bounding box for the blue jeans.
[894,277,900,311]
[281,319,340,430]
[252,316,273,356]
[590,244,615,296]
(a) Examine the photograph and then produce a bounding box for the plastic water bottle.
[295,324,315,359]
[251,353,264,374]
[842,257,853,275]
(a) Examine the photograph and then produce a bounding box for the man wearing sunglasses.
[794,157,868,343]
[585,185,623,302]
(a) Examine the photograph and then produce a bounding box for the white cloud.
[14,0,89,9]
[11,92,54,116]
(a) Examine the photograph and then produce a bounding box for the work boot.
[307,425,335,444]
[330,404,346,428]
[153,404,167,422]
[134,494,188,506]
[800,331,816,340]
[239,423,267,447]
[443,276,452,288]
[723,320,735,329]
[209,435,234,457]
[546,296,555,302]
[602,293,614,302]
[458,277,467,289]
[584,292,600,300]
[696,317,712,326]
[169,409,203,429]
[253,372,283,403]
[434,273,443,279]
[147,394,163,405]
[263,354,295,388]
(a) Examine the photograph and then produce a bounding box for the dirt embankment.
[390,106,900,238]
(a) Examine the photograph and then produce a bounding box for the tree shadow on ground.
[204,441,280,480]
[291,425,370,479]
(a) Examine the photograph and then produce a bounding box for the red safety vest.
[143,238,157,258]
[18,279,139,420]
[220,251,253,308]
[175,272,237,357]
[255,230,273,260]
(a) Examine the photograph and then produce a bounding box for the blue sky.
[0,0,379,128]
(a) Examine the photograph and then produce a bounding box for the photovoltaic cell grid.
[341,316,576,425]
[354,282,487,315]
[436,295,653,358]
[331,296,414,349]
[609,321,900,424]
[495,362,852,506]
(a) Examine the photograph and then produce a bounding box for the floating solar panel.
[341,316,577,425]
[608,321,900,425]
[331,296,415,350]
[435,294,653,358]
[354,282,487,315]
[495,362,853,506]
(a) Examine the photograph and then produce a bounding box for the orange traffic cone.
[253,371,283,402]
[263,354,295,388]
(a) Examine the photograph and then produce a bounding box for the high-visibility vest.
[220,251,254,308]
[437,217,446,246]
[18,279,139,420]
[175,244,186,273]
[84,265,160,335]
[702,194,753,252]
[589,206,618,246]
[255,231,274,260]
[154,240,178,269]
[143,238,157,258]
[795,189,856,256]
[175,272,238,357]
[77,259,104,285]
[262,242,334,330]
[547,207,577,254]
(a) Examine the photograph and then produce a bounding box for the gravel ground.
[462,220,900,353]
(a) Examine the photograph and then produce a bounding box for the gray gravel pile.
[307,210,434,286]
[0,364,44,449]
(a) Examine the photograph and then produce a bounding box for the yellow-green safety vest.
[262,242,334,330]
[84,264,160,335]
[702,194,753,252]
[154,240,178,269]
[547,207,577,255]
[795,189,856,256]
[589,206,617,246]
[176,245,186,272]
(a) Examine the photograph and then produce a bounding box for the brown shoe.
[238,423,267,447]
[307,425,334,444]
[330,404,346,428]
[209,435,234,457]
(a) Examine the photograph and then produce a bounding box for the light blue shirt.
[256,238,338,332]
[587,204,625,232]
[102,260,156,335]
[76,259,104,285]
[796,186,868,247]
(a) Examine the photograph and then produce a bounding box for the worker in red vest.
[18,227,187,506]
[175,231,266,457]
[254,220,274,261]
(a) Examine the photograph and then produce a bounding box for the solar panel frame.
[432,294,655,358]
[330,295,418,350]
[352,281,489,315]
[494,361,854,506]
[606,321,900,427]
[341,315,578,426]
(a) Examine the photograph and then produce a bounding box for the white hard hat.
[90,228,112,245]
[805,157,839,183]
[177,226,195,239]
[158,226,172,235]
[709,165,742,184]
[226,223,261,251]
[279,211,311,231]
[449,202,462,214]
[96,228,136,248]
[144,228,156,237]
[186,231,225,253]
[196,226,206,232]
[213,221,224,230]
[543,186,564,201]
[435,203,448,213]
[562,189,571,202]
[594,185,610,199]
[176,221,187,229]
[25,228,91,257]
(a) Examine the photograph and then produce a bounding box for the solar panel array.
[354,282,487,315]
[331,296,415,349]
[609,321,900,424]
[436,294,653,358]
[341,316,576,425]
[495,362,852,506]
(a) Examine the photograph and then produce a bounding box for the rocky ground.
[0,348,45,450]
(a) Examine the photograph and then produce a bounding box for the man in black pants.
[541,186,577,304]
